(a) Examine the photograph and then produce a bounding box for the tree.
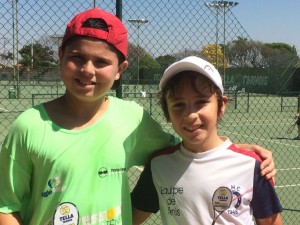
[19,43,56,77]
[126,43,161,82]
[226,37,264,68]
[156,55,176,70]
[201,44,228,68]
[174,49,201,60]
[261,42,299,68]
[0,52,13,66]
[0,52,13,61]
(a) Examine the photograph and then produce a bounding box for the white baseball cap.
[159,56,224,94]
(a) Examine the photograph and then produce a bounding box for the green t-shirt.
[0,96,178,225]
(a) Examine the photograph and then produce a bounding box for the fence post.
[115,0,123,99]
[298,94,300,109]
[247,92,250,113]
[234,91,237,109]
[149,93,152,115]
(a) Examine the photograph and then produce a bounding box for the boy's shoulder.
[109,96,142,108]
[9,104,45,134]
[16,104,44,121]
[151,143,181,159]
[227,144,262,163]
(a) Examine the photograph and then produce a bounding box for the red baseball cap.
[61,8,128,58]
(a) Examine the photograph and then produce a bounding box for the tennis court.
[0,84,299,224]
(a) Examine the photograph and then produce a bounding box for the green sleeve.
[0,116,33,213]
[127,109,179,167]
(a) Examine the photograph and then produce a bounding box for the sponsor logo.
[42,177,67,198]
[81,206,122,225]
[53,202,79,225]
[98,167,126,178]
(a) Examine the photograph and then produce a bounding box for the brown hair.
[158,70,225,121]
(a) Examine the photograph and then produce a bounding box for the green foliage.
[261,42,299,68]
[0,52,13,60]
[156,55,176,70]
[18,43,56,77]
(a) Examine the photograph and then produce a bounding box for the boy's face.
[59,37,128,101]
[166,77,226,152]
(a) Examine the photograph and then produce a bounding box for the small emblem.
[211,186,233,225]
[53,202,79,225]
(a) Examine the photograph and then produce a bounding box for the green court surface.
[0,88,299,224]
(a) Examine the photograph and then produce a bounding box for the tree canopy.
[19,42,56,76]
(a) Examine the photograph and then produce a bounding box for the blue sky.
[1,0,299,57]
[233,0,300,54]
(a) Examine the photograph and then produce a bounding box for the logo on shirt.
[42,177,67,197]
[98,167,126,178]
[53,202,79,225]
[232,190,242,209]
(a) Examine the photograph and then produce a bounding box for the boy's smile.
[167,78,225,153]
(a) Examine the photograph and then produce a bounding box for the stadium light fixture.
[128,19,149,85]
[205,1,239,88]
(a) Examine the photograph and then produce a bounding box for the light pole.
[1,36,8,66]
[12,0,19,98]
[128,18,148,85]
[205,1,238,87]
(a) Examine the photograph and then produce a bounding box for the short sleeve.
[127,108,179,167]
[131,162,160,213]
[251,161,283,218]
[0,123,32,213]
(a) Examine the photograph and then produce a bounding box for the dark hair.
[158,71,225,121]
[60,18,126,90]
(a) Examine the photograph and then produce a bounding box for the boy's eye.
[172,102,185,109]
[70,55,83,61]
[95,60,107,66]
[196,100,208,105]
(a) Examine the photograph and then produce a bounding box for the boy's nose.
[184,111,198,122]
[81,61,96,75]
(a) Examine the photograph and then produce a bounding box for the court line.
[222,121,294,127]
[275,184,300,188]
[220,130,299,148]
[0,107,9,112]
[133,166,144,172]
[277,168,300,171]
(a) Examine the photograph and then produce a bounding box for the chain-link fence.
[0,0,299,224]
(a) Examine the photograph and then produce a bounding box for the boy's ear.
[118,60,128,74]
[115,60,128,81]
[219,96,228,117]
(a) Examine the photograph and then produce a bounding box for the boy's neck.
[44,94,109,130]
[182,136,226,153]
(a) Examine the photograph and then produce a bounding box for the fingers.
[259,148,276,180]
[261,162,277,180]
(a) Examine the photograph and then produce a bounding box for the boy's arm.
[131,160,160,225]
[132,207,152,225]
[0,212,22,225]
[236,144,275,180]
[255,213,282,225]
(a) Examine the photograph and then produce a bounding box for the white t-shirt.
[132,138,282,225]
